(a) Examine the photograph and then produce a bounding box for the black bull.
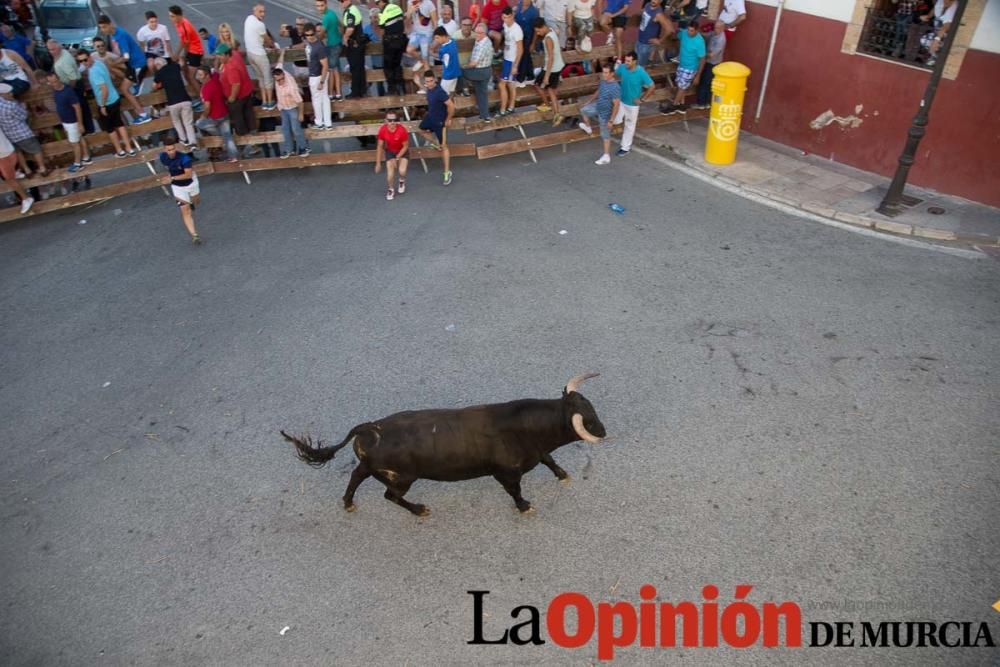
[281,374,606,516]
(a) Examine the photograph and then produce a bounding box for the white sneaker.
[606,32,614,46]
[20,196,34,213]
[595,154,611,165]
[578,122,593,136]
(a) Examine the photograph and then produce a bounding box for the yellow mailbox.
[705,62,751,165]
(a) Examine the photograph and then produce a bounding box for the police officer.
[340,0,368,98]
[375,0,407,96]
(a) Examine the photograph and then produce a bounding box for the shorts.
[675,66,695,90]
[408,32,432,59]
[501,60,515,81]
[419,116,446,144]
[385,148,406,160]
[62,122,82,143]
[440,77,457,93]
[13,136,41,154]
[186,53,203,67]
[248,51,273,86]
[171,175,200,204]
[0,150,17,180]
[573,16,594,36]
[611,15,628,28]
[534,70,561,89]
[97,99,125,132]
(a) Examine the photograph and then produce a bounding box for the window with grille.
[857,0,936,68]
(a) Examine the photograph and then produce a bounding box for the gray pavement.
[636,118,1000,246]
[1,140,999,665]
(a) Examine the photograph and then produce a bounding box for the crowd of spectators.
[0,0,747,221]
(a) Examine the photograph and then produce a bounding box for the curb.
[633,133,1000,248]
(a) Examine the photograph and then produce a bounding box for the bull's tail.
[280,424,372,468]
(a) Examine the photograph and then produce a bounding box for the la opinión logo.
[467,587,997,661]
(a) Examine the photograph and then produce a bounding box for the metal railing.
[858,7,934,68]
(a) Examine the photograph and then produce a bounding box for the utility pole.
[877,0,968,217]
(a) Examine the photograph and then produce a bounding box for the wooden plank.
[41,116,176,158]
[210,143,476,173]
[0,162,215,224]
[475,108,707,160]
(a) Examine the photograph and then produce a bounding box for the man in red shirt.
[168,5,205,97]
[214,43,259,154]
[374,111,409,200]
[194,66,239,161]
[478,0,508,49]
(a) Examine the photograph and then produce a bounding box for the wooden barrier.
[1,36,708,221]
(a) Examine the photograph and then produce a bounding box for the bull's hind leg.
[376,473,430,517]
[493,471,533,513]
[540,453,570,482]
[343,462,372,512]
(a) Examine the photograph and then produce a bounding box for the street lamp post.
[877,0,969,217]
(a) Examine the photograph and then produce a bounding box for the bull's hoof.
[518,505,535,515]
[559,474,572,486]
[414,504,431,517]
[344,502,357,513]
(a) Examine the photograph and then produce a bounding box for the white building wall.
[748,0,1000,54]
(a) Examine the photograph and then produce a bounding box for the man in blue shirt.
[98,15,146,81]
[159,134,202,244]
[417,71,454,186]
[81,50,135,158]
[433,27,460,94]
[600,0,630,62]
[613,51,653,157]
[514,0,538,84]
[578,60,621,165]
[661,20,705,114]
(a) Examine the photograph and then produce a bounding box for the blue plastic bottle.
[609,203,625,214]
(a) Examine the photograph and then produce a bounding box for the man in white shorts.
[244,3,276,109]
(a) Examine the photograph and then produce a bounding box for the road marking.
[265,0,320,20]
[180,1,212,19]
[111,0,137,5]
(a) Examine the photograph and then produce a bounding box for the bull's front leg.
[540,453,570,483]
[493,471,533,514]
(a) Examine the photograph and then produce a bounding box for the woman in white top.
[0,48,33,96]
[919,0,958,66]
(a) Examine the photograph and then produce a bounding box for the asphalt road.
[1,139,998,665]
[96,0,314,54]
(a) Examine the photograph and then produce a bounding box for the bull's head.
[563,373,606,444]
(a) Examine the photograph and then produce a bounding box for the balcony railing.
[857,7,935,69]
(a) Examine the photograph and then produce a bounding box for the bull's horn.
[572,413,602,444]
[565,372,600,394]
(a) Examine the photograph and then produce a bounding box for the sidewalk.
[634,118,1000,247]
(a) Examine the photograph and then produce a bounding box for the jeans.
[309,75,332,126]
[696,64,715,106]
[345,42,367,98]
[580,102,610,140]
[279,108,307,154]
[226,96,256,135]
[383,34,407,95]
[463,66,492,119]
[195,116,238,159]
[894,13,913,54]
[636,42,656,67]
[612,103,639,151]
[168,100,196,144]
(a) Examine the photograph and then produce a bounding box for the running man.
[159,134,202,244]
